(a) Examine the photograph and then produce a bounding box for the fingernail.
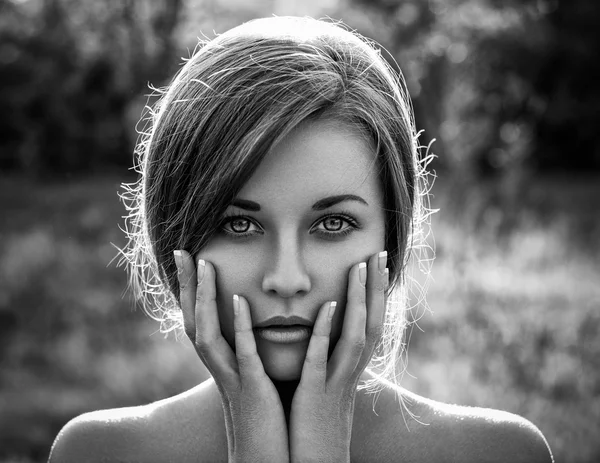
[358,262,367,286]
[378,251,387,274]
[328,301,337,321]
[197,258,206,284]
[173,250,183,275]
[384,268,389,289]
[233,294,240,316]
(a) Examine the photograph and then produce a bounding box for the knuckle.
[311,330,329,340]
[234,325,253,337]
[236,352,257,370]
[180,274,193,291]
[374,281,387,293]
[366,325,383,341]
[195,291,206,304]
[196,291,216,308]
[305,355,328,372]
[351,336,366,353]
[194,338,212,357]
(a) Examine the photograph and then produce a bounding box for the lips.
[254,325,312,343]
[253,315,314,344]
[254,315,312,328]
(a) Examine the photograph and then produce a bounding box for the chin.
[266,369,302,382]
[257,341,307,382]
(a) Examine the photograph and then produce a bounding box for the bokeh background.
[1,0,598,461]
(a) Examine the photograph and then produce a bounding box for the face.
[197,119,385,381]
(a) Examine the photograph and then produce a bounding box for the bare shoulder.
[355,382,553,463]
[48,378,226,463]
[434,401,554,463]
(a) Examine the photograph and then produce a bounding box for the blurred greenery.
[2,0,599,177]
[1,0,599,462]
[1,175,598,463]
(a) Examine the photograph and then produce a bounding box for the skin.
[196,117,386,382]
[47,118,554,463]
[175,119,389,461]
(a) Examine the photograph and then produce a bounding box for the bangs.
[119,16,432,401]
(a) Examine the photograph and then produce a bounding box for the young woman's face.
[197,119,386,381]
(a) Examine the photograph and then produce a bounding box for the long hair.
[120,16,434,400]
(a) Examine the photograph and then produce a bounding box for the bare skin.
[49,120,553,462]
[49,370,553,463]
[172,247,388,462]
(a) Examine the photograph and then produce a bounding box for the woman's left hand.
[289,251,389,463]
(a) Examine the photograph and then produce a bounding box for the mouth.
[254,315,312,328]
[254,325,312,344]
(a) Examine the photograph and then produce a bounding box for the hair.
[120,16,434,405]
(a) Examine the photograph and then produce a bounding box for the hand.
[289,251,388,463]
[174,250,290,463]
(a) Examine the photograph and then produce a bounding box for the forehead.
[238,120,382,209]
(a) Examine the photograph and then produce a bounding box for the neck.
[271,379,300,426]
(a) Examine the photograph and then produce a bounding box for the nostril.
[261,266,311,297]
[261,242,311,296]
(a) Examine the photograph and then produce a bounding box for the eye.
[230,218,251,233]
[322,217,344,231]
[311,213,360,239]
[221,215,263,237]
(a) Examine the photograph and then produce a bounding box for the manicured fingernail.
[197,258,206,283]
[378,251,387,273]
[358,262,367,286]
[233,294,240,316]
[173,250,183,275]
[328,301,337,321]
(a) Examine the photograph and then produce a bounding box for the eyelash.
[310,211,361,239]
[219,211,361,240]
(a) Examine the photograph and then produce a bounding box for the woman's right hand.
[174,250,290,463]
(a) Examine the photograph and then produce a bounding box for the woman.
[49,16,553,462]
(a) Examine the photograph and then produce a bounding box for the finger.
[385,267,389,292]
[234,294,269,384]
[175,251,237,384]
[174,249,198,342]
[384,267,390,306]
[300,300,336,391]
[357,251,387,373]
[328,262,367,383]
[194,258,239,384]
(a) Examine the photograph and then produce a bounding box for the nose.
[261,235,311,298]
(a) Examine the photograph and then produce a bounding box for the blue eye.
[221,215,263,237]
[311,213,360,238]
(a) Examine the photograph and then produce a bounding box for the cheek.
[195,226,385,352]
[309,222,385,288]
[308,247,348,302]
[197,244,259,348]
[307,249,348,349]
[308,232,384,344]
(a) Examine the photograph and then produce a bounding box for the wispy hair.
[118,16,436,414]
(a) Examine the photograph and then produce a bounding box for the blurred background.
[0,0,598,461]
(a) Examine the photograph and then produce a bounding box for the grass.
[0,173,598,462]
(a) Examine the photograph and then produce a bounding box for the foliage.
[0,176,598,462]
[1,1,599,462]
[0,0,182,174]
[347,0,600,175]
[1,0,599,177]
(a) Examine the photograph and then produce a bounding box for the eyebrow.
[311,194,369,210]
[231,199,261,211]
[230,194,368,212]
